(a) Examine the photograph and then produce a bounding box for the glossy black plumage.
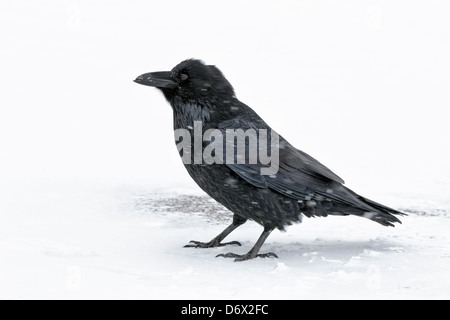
[134,59,405,261]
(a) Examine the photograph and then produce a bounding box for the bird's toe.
[220,241,242,247]
[183,240,204,248]
[216,252,278,261]
[184,240,241,248]
[216,252,242,259]
[257,252,278,259]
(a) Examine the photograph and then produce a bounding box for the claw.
[221,241,242,247]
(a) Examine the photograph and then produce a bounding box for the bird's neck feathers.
[170,96,212,129]
[169,95,244,130]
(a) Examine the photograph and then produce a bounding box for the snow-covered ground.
[1,1,450,299]
[1,179,449,300]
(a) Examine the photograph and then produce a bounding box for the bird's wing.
[289,147,345,184]
[217,117,377,211]
[277,140,345,184]
[218,117,344,185]
[214,115,403,225]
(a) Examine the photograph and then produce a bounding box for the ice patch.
[345,256,363,267]
[271,262,289,273]
[385,247,405,253]
[321,257,342,263]
[362,249,382,257]
[302,252,319,257]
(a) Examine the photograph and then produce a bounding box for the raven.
[134,59,405,261]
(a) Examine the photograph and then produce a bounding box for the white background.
[1,0,449,299]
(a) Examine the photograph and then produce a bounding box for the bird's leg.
[184,214,246,248]
[216,227,278,262]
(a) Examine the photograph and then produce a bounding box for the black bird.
[134,59,405,261]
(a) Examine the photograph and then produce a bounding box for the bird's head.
[134,59,234,103]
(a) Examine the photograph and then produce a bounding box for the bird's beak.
[134,71,177,88]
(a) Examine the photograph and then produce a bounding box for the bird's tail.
[346,188,406,227]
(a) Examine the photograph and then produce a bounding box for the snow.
[1,179,449,300]
[1,0,450,300]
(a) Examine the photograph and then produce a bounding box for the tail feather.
[298,185,406,227]
[347,188,406,227]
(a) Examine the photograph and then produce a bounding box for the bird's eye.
[180,73,189,81]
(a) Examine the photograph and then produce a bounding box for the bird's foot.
[216,252,278,262]
[184,240,241,248]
